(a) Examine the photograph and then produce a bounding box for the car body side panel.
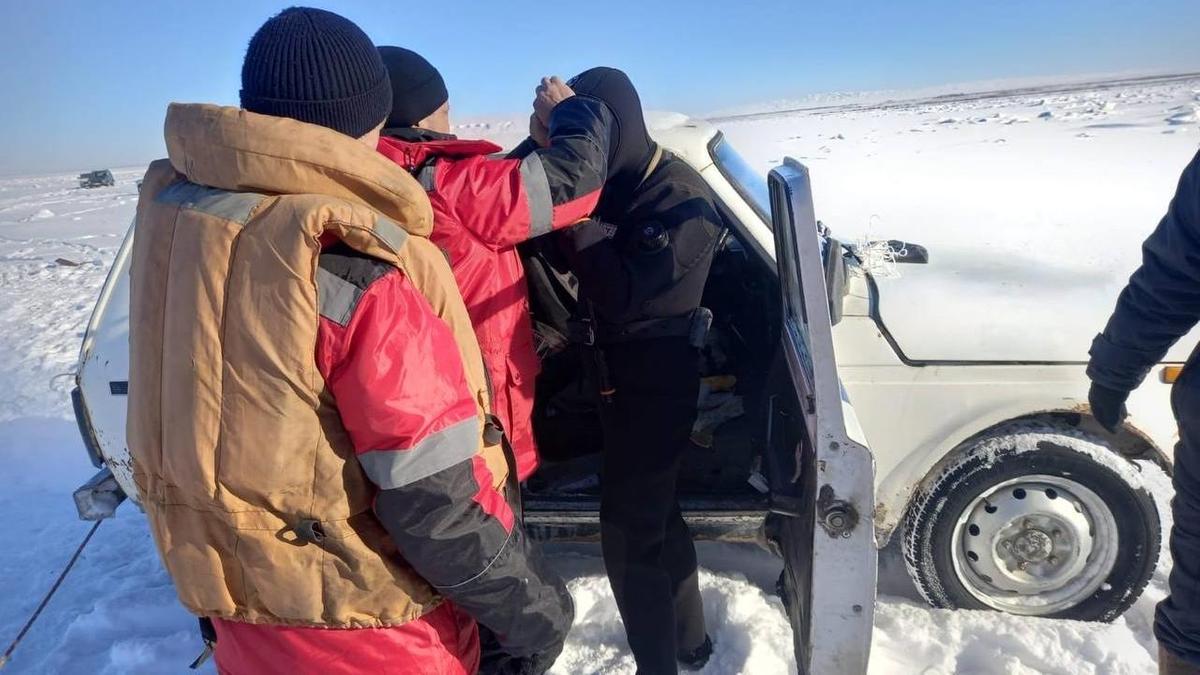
[871,257,1200,364]
[78,221,138,500]
[834,310,1177,539]
[833,261,1177,539]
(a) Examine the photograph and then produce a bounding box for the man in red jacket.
[375,46,614,481]
[132,10,574,675]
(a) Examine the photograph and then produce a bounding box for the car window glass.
[769,175,815,384]
[710,135,771,227]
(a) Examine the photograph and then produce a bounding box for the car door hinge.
[817,484,858,538]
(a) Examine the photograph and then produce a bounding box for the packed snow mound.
[871,600,1157,674]
[552,571,795,674]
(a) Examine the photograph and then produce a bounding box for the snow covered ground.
[1,73,1197,674]
[717,73,1200,366]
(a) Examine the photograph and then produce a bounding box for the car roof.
[647,112,720,170]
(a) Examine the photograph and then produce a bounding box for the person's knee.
[1172,451,1200,518]
[1174,378,1200,427]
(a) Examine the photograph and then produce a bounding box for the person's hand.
[533,76,574,126]
[529,113,550,148]
[1089,382,1130,432]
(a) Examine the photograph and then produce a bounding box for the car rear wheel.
[902,426,1160,621]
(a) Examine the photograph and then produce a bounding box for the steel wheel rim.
[950,474,1119,615]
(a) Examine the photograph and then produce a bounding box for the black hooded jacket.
[559,67,724,326]
[1089,149,1200,392]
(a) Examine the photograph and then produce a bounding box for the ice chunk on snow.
[1165,105,1198,126]
[22,208,54,221]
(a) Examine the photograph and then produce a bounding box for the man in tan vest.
[127,7,572,674]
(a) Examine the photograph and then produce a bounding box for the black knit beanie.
[240,7,391,138]
[378,46,449,128]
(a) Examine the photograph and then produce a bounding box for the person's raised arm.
[434,78,614,250]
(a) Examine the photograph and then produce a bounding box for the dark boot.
[678,635,713,671]
[1162,645,1200,675]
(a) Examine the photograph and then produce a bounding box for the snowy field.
[1,73,1197,674]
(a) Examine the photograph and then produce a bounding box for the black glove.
[1089,382,1130,432]
[479,650,563,675]
[478,626,565,675]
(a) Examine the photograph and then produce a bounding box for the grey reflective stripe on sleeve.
[358,417,482,489]
[156,181,265,225]
[374,215,410,253]
[316,266,364,326]
[415,162,438,191]
[519,153,554,238]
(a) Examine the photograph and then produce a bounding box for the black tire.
[903,425,1161,622]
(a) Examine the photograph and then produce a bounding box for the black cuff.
[441,527,574,658]
[1086,333,1157,393]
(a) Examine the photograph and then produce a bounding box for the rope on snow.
[0,520,103,670]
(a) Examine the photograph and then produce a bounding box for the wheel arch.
[874,407,1169,545]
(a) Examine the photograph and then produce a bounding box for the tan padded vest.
[127,104,508,628]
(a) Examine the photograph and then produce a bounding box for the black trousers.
[1158,357,1200,667]
[597,337,707,675]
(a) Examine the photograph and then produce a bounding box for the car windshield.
[710,134,771,226]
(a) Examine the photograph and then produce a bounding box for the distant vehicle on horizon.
[78,169,115,189]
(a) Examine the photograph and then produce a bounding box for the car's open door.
[765,158,877,674]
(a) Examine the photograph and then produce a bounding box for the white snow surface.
[713,73,1200,363]
[1,75,1193,673]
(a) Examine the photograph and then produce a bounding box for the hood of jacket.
[566,67,655,220]
[378,127,502,170]
[164,103,433,236]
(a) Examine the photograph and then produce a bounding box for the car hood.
[871,246,1200,364]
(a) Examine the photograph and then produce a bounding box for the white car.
[70,117,1169,670]
[657,118,1165,623]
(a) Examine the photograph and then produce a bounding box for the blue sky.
[1,0,1198,174]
